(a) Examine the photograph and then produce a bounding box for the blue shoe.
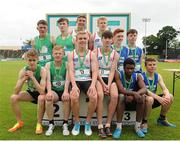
[113,128,122,139]
[84,122,92,136]
[141,127,148,134]
[157,119,176,128]
[72,122,80,136]
[136,129,145,138]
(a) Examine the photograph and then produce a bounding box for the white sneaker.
[45,124,54,136]
[63,123,70,136]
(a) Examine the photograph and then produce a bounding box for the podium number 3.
[124,112,131,120]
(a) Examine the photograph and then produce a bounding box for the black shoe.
[105,127,112,136]
[98,128,107,138]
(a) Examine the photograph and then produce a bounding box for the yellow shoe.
[8,121,24,132]
[35,123,43,134]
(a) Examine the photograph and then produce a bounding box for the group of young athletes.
[8,15,176,139]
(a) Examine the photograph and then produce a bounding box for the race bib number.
[27,80,36,91]
[135,64,141,71]
[100,69,109,77]
[39,54,51,61]
[64,50,71,56]
[75,69,90,76]
[118,65,123,72]
[52,80,65,88]
[40,46,48,53]
[128,55,138,60]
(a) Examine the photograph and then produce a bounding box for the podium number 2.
[53,104,60,117]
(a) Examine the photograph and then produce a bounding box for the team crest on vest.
[40,46,48,53]
[110,58,114,62]
[95,39,100,42]
[85,59,90,64]
[98,56,103,60]
[73,58,78,62]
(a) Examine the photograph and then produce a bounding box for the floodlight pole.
[165,39,168,59]
[142,18,151,58]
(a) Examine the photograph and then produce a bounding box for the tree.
[142,35,159,54]
[169,39,180,49]
[157,26,179,54]
[143,26,180,55]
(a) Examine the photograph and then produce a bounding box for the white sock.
[85,121,90,124]
[135,122,141,131]
[105,123,110,128]
[98,124,103,129]
[116,122,122,129]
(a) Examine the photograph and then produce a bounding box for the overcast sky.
[0,0,179,47]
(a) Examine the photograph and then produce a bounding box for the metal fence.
[0,50,26,59]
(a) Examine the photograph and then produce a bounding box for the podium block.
[43,93,136,126]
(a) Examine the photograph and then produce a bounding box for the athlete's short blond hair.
[53,45,65,54]
[76,31,87,38]
[97,17,107,24]
[145,58,157,66]
[26,48,38,59]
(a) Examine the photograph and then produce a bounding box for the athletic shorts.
[53,90,64,101]
[102,77,108,85]
[152,94,163,109]
[75,81,91,94]
[102,77,115,85]
[124,94,144,111]
[125,94,165,110]
[125,100,137,111]
[27,90,40,104]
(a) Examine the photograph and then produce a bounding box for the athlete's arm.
[107,52,119,88]
[68,52,76,87]
[114,70,126,94]
[38,67,47,94]
[50,36,56,46]
[45,63,52,93]
[115,70,137,96]
[140,48,143,67]
[158,74,171,103]
[45,62,54,100]
[26,67,46,95]
[87,32,93,51]
[144,74,167,104]
[14,69,28,95]
[147,89,170,106]
[64,65,70,94]
[30,38,35,48]
[137,74,147,95]
[62,64,70,101]
[90,52,98,87]
[93,49,108,91]
[68,52,80,94]
[158,74,169,96]
[89,34,94,51]
[87,52,98,96]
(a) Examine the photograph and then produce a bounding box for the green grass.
[0,60,180,140]
[146,55,159,59]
